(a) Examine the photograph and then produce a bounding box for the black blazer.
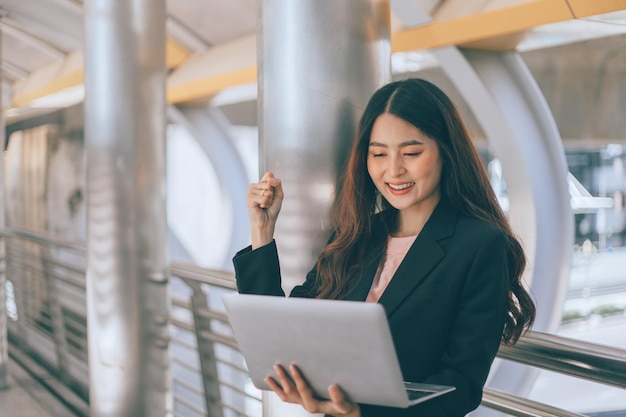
[233,199,510,417]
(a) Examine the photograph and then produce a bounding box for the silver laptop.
[222,293,455,408]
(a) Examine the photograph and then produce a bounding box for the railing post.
[7,239,28,347]
[41,249,70,381]
[0,60,6,388]
[189,282,224,417]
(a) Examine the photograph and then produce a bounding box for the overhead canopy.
[1,0,626,115]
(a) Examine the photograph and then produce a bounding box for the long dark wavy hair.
[314,78,535,344]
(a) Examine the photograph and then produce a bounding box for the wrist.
[251,226,275,249]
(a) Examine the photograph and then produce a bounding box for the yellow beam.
[165,0,626,104]
[566,0,626,17]
[392,0,626,53]
[12,69,84,108]
[12,38,189,108]
[166,38,190,68]
[167,66,257,104]
[11,0,626,108]
[391,0,574,53]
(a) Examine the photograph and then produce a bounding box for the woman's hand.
[248,172,284,249]
[265,364,360,417]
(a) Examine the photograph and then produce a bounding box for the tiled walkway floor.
[0,358,78,417]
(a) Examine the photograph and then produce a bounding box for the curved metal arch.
[432,46,574,410]
[166,104,250,270]
[434,46,573,332]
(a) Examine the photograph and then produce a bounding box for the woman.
[233,78,536,417]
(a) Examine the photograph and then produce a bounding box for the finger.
[252,186,272,197]
[328,385,354,414]
[260,172,282,196]
[265,376,287,401]
[257,185,272,198]
[267,176,284,201]
[290,365,318,411]
[247,184,272,209]
[274,364,296,396]
[260,171,275,183]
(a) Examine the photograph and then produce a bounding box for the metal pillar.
[84,0,170,416]
[0,30,8,391]
[257,1,391,415]
[258,0,391,292]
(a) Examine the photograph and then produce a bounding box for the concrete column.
[83,1,170,416]
[0,30,8,391]
[257,1,391,415]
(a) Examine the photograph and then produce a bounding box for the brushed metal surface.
[83,0,170,415]
[258,0,391,292]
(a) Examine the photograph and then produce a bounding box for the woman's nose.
[389,156,406,177]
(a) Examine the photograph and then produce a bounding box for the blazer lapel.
[377,199,457,317]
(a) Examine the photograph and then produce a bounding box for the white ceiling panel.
[166,0,256,45]
[2,32,59,73]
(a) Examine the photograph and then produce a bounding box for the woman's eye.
[404,152,421,157]
[371,153,386,157]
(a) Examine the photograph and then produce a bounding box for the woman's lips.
[386,182,415,195]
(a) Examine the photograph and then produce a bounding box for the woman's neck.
[392,197,440,237]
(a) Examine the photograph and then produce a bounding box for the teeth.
[388,182,414,190]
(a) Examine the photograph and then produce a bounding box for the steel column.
[257,1,391,416]
[258,0,391,292]
[83,0,170,416]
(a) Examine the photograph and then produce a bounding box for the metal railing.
[3,227,262,417]
[4,227,90,401]
[169,264,262,417]
[3,227,626,417]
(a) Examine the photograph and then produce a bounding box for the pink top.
[366,235,417,303]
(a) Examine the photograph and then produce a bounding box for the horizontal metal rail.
[498,330,626,389]
[216,357,250,375]
[567,282,626,299]
[482,388,585,417]
[172,375,206,396]
[170,335,198,351]
[170,261,237,290]
[172,391,207,416]
[6,257,85,289]
[3,227,86,253]
[5,227,626,417]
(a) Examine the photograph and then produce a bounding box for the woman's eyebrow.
[369,139,423,147]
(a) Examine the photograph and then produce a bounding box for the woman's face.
[367,113,442,216]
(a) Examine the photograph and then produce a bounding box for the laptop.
[222,293,455,408]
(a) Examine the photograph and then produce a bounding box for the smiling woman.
[233,78,536,417]
[367,113,443,236]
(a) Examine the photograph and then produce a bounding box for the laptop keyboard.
[406,389,435,401]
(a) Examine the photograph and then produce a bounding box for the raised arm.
[248,171,284,249]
